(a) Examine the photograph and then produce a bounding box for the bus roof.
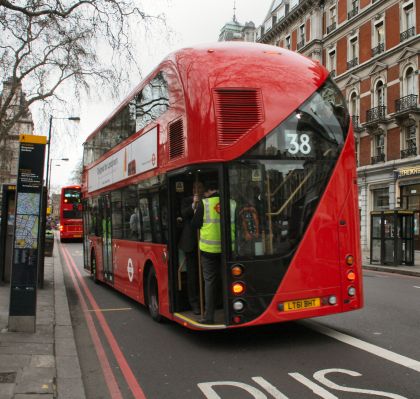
[83,42,328,145]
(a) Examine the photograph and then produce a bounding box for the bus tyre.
[146,268,162,322]
[91,255,98,284]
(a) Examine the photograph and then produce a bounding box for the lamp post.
[39,115,79,288]
[44,115,80,198]
[47,158,69,195]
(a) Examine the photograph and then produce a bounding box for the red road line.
[60,245,123,399]
[62,245,147,399]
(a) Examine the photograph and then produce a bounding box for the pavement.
[0,239,85,399]
[0,243,419,399]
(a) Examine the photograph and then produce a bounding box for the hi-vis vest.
[199,197,221,253]
[199,197,237,253]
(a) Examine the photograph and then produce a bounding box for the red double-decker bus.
[81,42,362,330]
[60,185,83,242]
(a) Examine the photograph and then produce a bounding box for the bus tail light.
[346,255,354,266]
[59,225,63,231]
[347,270,356,281]
[348,286,356,296]
[231,282,245,296]
[233,315,242,324]
[231,265,244,277]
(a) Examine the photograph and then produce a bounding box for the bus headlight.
[328,296,337,305]
[232,300,245,312]
[348,286,356,296]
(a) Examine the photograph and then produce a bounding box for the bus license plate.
[284,297,321,311]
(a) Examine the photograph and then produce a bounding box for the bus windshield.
[228,78,349,259]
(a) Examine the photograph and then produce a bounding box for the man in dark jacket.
[178,181,204,315]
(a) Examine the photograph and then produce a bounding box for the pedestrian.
[192,181,221,324]
[178,181,204,315]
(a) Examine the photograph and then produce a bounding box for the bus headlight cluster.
[233,300,245,312]
[328,295,337,305]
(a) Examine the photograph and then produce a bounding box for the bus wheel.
[91,254,98,284]
[146,268,162,322]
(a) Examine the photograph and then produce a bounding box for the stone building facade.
[0,78,34,195]
[258,0,419,252]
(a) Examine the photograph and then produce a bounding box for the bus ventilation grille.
[214,88,263,147]
[169,118,185,160]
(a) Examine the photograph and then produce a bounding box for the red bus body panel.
[82,43,362,330]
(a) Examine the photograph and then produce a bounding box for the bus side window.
[111,191,123,239]
[122,186,139,241]
[139,197,152,242]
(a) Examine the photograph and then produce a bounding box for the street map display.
[15,193,40,249]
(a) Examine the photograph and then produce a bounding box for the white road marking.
[414,286,420,289]
[302,320,420,373]
[252,377,289,399]
[288,373,338,399]
[313,369,408,399]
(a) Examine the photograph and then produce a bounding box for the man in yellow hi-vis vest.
[192,181,221,325]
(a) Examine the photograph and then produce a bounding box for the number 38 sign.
[286,133,312,155]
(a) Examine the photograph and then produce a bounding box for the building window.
[347,37,358,69]
[372,188,389,210]
[372,133,385,163]
[401,125,417,158]
[374,80,386,107]
[297,24,305,49]
[328,50,336,76]
[285,35,291,50]
[327,6,337,33]
[348,0,358,19]
[349,91,359,128]
[403,67,416,96]
[372,21,385,56]
[401,3,415,41]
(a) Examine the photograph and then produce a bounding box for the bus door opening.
[169,169,225,324]
[100,194,113,283]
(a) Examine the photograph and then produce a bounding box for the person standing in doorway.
[192,181,221,325]
[178,181,204,315]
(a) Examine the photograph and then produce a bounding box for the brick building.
[258,0,419,252]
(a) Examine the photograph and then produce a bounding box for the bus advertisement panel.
[81,42,362,330]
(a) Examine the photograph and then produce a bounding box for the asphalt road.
[60,242,420,399]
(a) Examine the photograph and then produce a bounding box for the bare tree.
[0,0,166,141]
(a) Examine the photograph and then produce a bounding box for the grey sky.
[50,0,272,189]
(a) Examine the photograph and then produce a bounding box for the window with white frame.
[277,6,286,21]
[330,6,336,26]
[349,36,358,63]
[374,133,385,156]
[290,0,299,10]
[349,91,358,117]
[264,18,273,33]
[328,50,336,73]
[374,21,384,45]
[403,3,414,31]
[403,67,416,96]
[285,35,291,49]
[375,80,385,107]
[405,125,417,150]
[299,24,305,45]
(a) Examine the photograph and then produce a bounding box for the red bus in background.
[81,42,363,330]
[60,185,83,242]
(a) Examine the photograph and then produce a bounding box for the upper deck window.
[83,71,169,167]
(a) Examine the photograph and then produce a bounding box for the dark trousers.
[201,253,221,321]
[185,251,199,310]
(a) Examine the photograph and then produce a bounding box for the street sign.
[8,134,46,333]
